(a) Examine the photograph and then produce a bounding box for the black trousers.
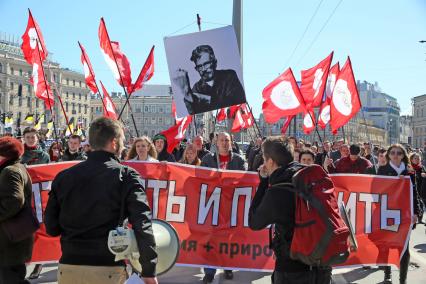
[382,245,410,282]
[273,267,332,284]
[0,264,29,284]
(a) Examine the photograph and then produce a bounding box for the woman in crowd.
[179,143,201,166]
[48,142,63,162]
[127,136,158,162]
[152,134,176,162]
[377,144,423,284]
[0,137,34,283]
[410,152,426,217]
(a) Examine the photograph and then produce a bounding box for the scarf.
[389,161,405,175]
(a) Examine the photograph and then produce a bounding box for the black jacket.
[377,163,422,217]
[249,162,311,272]
[60,149,87,161]
[45,151,157,277]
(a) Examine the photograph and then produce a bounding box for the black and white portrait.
[164,26,246,118]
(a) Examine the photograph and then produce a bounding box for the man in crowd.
[363,142,378,166]
[330,139,344,161]
[248,136,332,283]
[315,140,331,166]
[299,149,315,165]
[339,144,350,159]
[248,137,263,171]
[201,132,247,283]
[61,134,87,161]
[324,144,373,174]
[152,133,176,162]
[194,135,211,160]
[21,127,50,165]
[45,117,158,284]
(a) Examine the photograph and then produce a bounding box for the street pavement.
[27,223,426,284]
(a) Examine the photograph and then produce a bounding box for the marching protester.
[60,134,87,161]
[172,141,185,162]
[248,136,332,284]
[330,139,344,162]
[376,144,423,284]
[314,140,331,166]
[48,141,63,162]
[324,144,373,174]
[248,137,263,171]
[299,149,315,165]
[363,142,378,165]
[152,133,176,162]
[410,152,426,215]
[44,117,158,284]
[194,135,211,160]
[179,143,201,166]
[201,131,247,283]
[0,137,35,284]
[127,136,158,162]
[21,127,50,165]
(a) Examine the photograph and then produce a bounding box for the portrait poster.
[164,26,246,118]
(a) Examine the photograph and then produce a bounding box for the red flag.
[161,115,192,153]
[30,53,54,109]
[330,57,361,134]
[131,46,155,93]
[262,68,306,123]
[78,42,98,94]
[216,108,227,121]
[231,104,254,132]
[171,100,177,120]
[303,110,316,134]
[281,115,294,134]
[228,105,240,119]
[98,18,132,94]
[231,108,244,132]
[21,10,48,65]
[99,81,118,120]
[300,52,333,108]
[318,63,340,129]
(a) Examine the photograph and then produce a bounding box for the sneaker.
[224,270,233,280]
[203,274,214,283]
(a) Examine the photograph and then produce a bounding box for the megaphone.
[107,219,180,275]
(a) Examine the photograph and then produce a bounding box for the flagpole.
[246,104,261,137]
[117,45,155,120]
[101,18,139,137]
[34,39,60,145]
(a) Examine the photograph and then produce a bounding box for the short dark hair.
[378,148,387,155]
[69,134,82,142]
[262,136,294,167]
[23,127,38,136]
[190,45,216,63]
[349,144,361,156]
[89,117,123,150]
[299,149,315,162]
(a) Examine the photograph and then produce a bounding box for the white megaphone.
[107,219,180,275]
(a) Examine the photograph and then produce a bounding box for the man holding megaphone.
[45,117,158,284]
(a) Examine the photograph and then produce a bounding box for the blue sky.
[1,0,426,117]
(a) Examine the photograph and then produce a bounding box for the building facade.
[399,115,412,145]
[412,94,426,148]
[0,37,90,135]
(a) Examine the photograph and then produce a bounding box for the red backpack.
[274,164,351,266]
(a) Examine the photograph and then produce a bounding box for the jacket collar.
[269,161,303,185]
[87,150,119,163]
[0,158,20,172]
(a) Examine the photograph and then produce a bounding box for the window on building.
[27,85,31,93]
[78,104,81,113]
[9,96,13,105]
[10,82,14,90]
[10,67,14,75]
[19,69,23,76]
[145,106,148,113]
[66,78,69,85]
[151,117,155,124]
[73,80,75,86]
[65,102,69,112]
[159,117,163,124]
[36,99,39,108]
[85,94,87,101]
[159,107,164,113]
[18,97,22,107]
[66,92,69,99]
[28,70,32,77]
[79,93,81,100]
[27,97,31,107]
[79,81,82,87]
[144,118,148,125]
[84,105,87,114]
[0,63,2,73]
[73,93,75,99]
[151,129,155,136]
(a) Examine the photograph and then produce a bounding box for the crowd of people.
[0,121,425,284]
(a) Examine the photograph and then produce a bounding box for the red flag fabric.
[21,10,48,65]
[318,63,340,129]
[131,46,155,93]
[228,105,241,119]
[78,42,98,94]
[300,52,333,108]
[262,68,306,123]
[281,115,294,134]
[231,109,244,132]
[30,53,54,109]
[99,81,118,120]
[216,108,227,121]
[98,18,132,94]
[161,115,192,153]
[330,57,361,134]
[172,100,177,120]
[231,104,254,132]
[303,110,316,134]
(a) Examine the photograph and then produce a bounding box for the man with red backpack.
[249,136,350,284]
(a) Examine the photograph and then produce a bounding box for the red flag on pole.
[281,115,294,134]
[330,57,361,134]
[161,115,192,153]
[318,62,340,129]
[131,46,155,93]
[21,9,48,65]
[303,110,316,134]
[98,18,132,94]
[300,52,333,109]
[216,108,227,121]
[99,81,118,120]
[262,68,306,123]
[231,104,254,132]
[78,42,98,94]
[30,52,54,109]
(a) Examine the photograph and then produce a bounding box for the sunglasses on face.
[389,151,403,156]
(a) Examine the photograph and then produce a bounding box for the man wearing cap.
[152,134,176,162]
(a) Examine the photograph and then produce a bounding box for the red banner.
[27,162,412,270]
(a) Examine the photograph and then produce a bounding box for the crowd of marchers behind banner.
[0,125,425,284]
